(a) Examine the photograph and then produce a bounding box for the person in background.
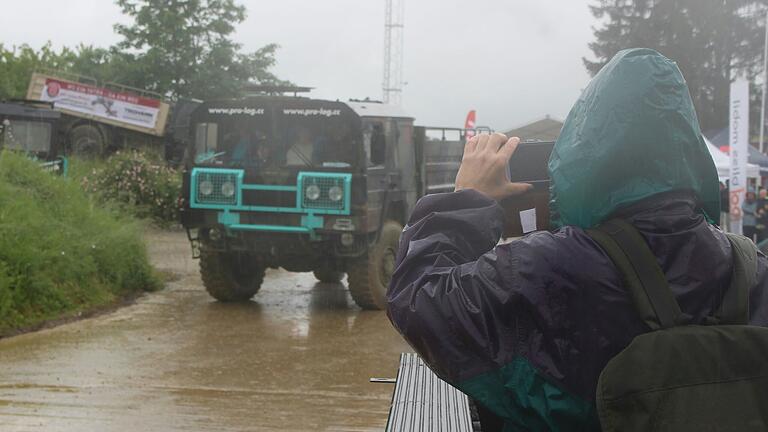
[743,190,758,241]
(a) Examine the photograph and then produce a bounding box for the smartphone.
[501,140,555,237]
[506,141,555,190]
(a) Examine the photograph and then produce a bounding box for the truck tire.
[347,220,402,310]
[199,249,265,302]
[68,124,105,158]
[313,268,344,283]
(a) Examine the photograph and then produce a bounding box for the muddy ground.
[0,229,411,431]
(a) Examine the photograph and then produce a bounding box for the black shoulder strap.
[716,234,757,325]
[587,219,682,330]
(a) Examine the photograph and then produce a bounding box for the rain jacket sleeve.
[387,189,603,430]
[387,189,511,378]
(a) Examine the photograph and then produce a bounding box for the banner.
[39,78,161,129]
[729,79,750,235]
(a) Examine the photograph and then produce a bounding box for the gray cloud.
[0,0,596,132]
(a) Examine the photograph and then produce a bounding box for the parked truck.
[179,90,469,309]
[0,99,67,174]
[25,71,198,161]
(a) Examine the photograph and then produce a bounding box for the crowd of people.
[721,182,768,244]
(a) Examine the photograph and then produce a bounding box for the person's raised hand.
[454,133,533,201]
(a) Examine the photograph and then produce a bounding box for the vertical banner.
[729,79,750,235]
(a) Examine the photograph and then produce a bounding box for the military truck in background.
[179,89,469,309]
[0,100,68,174]
[25,71,199,161]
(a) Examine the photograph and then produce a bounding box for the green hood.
[548,48,720,229]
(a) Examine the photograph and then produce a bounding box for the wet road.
[0,229,411,431]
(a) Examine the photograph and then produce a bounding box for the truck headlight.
[305,184,321,201]
[221,181,235,197]
[199,180,214,196]
[328,186,343,202]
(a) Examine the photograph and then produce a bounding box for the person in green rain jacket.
[387,48,768,431]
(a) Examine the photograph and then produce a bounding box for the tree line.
[586,0,768,134]
[0,0,283,102]
[3,0,768,134]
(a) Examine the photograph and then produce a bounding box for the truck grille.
[191,168,243,206]
[300,176,346,210]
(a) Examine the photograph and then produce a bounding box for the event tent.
[704,136,760,181]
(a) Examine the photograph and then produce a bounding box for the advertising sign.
[729,79,750,235]
[39,78,161,129]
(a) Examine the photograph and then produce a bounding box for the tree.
[0,43,122,100]
[114,0,283,100]
[584,0,768,132]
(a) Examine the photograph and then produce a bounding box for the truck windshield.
[195,116,361,168]
[0,119,51,153]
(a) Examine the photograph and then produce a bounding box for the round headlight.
[305,184,321,200]
[328,186,343,202]
[221,181,235,197]
[199,180,213,196]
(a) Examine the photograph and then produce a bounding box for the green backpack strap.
[716,234,757,325]
[587,219,683,330]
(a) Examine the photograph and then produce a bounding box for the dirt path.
[0,228,410,431]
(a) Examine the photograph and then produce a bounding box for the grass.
[0,151,161,335]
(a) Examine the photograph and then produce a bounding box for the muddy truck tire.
[347,220,402,310]
[313,269,344,283]
[68,124,106,158]
[199,249,265,302]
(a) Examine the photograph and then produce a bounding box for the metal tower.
[383,0,405,105]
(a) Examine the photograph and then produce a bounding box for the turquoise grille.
[301,175,345,210]
[196,171,239,205]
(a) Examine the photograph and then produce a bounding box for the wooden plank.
[386,353,473,432]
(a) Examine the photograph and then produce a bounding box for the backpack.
[586,219,768,431]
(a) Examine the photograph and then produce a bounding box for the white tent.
[704,137,760,181]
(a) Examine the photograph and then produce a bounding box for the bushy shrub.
[0,151,160,334]
[79,151,181,225]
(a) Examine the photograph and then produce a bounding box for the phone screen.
[507,141,555,189]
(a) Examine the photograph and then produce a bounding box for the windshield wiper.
[196,151,227,164]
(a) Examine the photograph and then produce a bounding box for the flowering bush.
[81,151,181,225]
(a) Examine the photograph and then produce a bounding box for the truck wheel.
[347,220,402,310]
[199,249,265,302]
[313,268,344,283]
[68,124,105,158]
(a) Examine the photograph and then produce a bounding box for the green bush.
[78,151,181,225]
[0,151,160,334]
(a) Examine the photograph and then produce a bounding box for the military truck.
[0,100,67,174]
[179,91,468,309]
[26,71,198,161]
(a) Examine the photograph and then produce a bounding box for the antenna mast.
[383,0,405,105]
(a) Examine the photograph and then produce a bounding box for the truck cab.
[180,93,465,309]
[0,100,66,174]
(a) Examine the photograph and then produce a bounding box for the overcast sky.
[0,0,596,130]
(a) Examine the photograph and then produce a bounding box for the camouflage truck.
[179,91,467,309]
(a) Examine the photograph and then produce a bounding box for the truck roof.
[345,101,413,120]
[0,101,60,120]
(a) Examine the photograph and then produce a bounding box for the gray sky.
[0,0,596,130]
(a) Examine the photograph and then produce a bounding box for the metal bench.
[384,353,474,431]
